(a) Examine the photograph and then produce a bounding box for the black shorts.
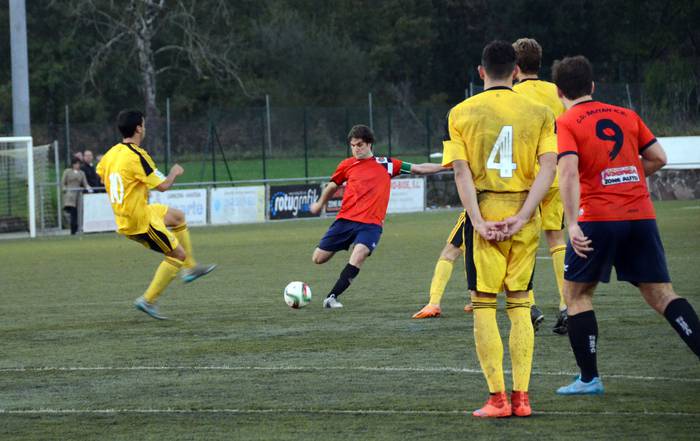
[318,219,383,253]
[564,219,671,285]
[447,211,467,248]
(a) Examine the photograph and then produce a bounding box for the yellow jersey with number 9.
[442,86,556,193]
[96,142,166,235]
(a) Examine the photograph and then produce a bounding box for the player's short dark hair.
[513,38,542,74]
[552,56,594,100]
[347,125,375,145]
[117,110,145,137]
[481,40,517,80]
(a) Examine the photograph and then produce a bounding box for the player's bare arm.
[558,154,592,258]
[155,163,184,192]
[409,162,447,175]
[640,142,667,176]
[503,152,557,237]
[452,159,504,241]
[310,181,339,215]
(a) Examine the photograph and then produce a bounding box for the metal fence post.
[303,107,309,179]
[261,108,267,180]
[64,104,70,167]
[54,140,62,230]
[265,94,273,156]
[344,107,350,157]
[209,118,216,183]
[425,108,431,162]
[387,106,392,157]
[368,92,374,130]
[165,97,171,171]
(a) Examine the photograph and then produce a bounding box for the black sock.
[663,298,700,359]
[567,310,599,382]
[327,264,360,298]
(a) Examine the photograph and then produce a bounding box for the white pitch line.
[0,408,697,417]
[0,365,697,383]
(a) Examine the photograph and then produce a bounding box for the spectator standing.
[62,157,92,234]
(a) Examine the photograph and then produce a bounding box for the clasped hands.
[474,215,529,242]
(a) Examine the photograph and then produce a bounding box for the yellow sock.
[144,256,183,303]
[172,223,197,269]
[550,245,567,310]
[506,297,534,392]
[428,258,454,305]
[528,290,535,304]
[472,294,504,393]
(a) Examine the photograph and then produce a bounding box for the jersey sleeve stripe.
[125,143,154,176]
[639,138,657,153]
[557,151,578,160]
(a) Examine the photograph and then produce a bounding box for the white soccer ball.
[284,281,312,309]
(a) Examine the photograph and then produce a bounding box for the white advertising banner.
[149,189,207,225]
[82,192,117,233]
[387,178,425,214]
[210,186,266,225]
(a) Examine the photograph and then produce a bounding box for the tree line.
[0,0,698,135]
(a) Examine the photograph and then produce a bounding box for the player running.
[512,37,569,334]
[310,124,445,309]
[443,41,557,417]
[97,110,216,320]
[553,56,700,395]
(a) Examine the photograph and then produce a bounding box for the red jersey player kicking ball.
[310,125,445,309]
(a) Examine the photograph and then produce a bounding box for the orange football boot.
[472,392,512,418]
[412,304,442,319]
[510,391,532,417]
[464,303,474,313]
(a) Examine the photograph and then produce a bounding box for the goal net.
[0,137,56,237]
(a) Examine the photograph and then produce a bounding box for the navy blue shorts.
[564,219,671,285]
[318,219,383,254]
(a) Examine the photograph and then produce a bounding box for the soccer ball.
[284,281,312,309]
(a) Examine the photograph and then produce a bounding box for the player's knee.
[441,244,462,261]
[168,208,185,225]
[641,284,678,314]
[312,251,327,265]
[170,246,186,262]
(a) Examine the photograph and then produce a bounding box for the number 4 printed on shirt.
[486,125,516,178]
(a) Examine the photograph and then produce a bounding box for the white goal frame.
[0,136,35,237]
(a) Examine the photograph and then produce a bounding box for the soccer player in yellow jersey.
[513,37,569,335]
[96,110,216,320]
[411,212,471,319]
[442,41,557,417]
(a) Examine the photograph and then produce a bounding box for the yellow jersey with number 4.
[96,142,166,235]
[442,86,557,193]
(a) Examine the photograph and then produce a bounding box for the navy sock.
[663,298,700,359]
[567,310,599,382]
[328,264,360,298]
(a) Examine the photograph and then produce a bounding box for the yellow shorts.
[465,192,540,294]
[540,187,564,231]
[446,211,467,250]
[126,204,179,254]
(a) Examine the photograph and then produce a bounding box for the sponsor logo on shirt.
[601,166,640,186]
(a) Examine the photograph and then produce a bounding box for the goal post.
[0,136,35,237]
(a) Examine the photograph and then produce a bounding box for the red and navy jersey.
[330,156,405,225]
[557,100,656,222]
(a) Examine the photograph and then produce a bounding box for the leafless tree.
[67,0,250,149]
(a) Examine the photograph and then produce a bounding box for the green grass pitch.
[1,200,699,440]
